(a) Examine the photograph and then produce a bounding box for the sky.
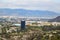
[0,0,60,13]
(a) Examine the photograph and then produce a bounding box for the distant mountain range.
[48,16,60,22]
[0,8,60,17]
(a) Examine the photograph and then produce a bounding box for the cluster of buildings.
[0,16,60,34]
[26,21,60,26]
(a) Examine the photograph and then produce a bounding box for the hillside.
[48,16,60,22]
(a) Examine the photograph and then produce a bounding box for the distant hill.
[0,8,60,17]
[48,16,60,22]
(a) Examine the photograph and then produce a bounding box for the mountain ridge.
[0,9,60,17]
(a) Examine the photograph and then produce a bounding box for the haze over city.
[0,0,60,18]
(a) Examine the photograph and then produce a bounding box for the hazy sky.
[0,0,60,13]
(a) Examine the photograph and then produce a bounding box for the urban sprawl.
[0,16,60,40]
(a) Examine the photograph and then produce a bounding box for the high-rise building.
[21,20,25,30]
